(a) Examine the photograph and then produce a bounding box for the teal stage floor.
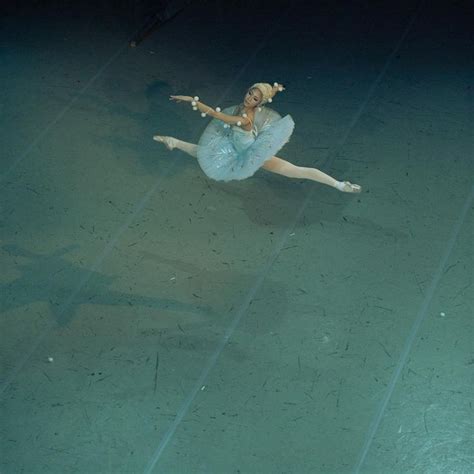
[1,1,472,472]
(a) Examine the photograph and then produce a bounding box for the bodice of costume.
[231,124,257,153]
[197,103,294,181]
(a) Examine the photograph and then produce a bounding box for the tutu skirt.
[197,106,295,182]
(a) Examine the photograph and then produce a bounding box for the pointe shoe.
[153,135,176,150]
[338,181,362,193]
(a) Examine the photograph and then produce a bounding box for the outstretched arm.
[170,95,250,127]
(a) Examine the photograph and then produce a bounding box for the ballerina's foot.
[153,135,176,150]
[338,181,362,193]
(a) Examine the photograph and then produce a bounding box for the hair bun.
[250,82,276,104]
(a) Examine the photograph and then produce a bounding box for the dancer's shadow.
[209,174,409,241]
[1,244,213,327]
[203,173,347,229]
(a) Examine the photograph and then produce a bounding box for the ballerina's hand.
[169,95,193,103]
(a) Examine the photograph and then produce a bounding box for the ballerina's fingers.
[170,95,193,103]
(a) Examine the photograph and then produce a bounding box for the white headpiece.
[250,82,283,104]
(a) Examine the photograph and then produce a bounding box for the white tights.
[261,156,340,188]
[169,138,198,158]
[158,136,354,191]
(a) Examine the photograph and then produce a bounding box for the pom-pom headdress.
[250,82,284,105]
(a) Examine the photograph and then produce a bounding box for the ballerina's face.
[244,88,263,108]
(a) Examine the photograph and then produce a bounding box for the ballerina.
[153,82,361,193]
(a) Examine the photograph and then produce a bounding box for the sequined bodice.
[231,125,257,153]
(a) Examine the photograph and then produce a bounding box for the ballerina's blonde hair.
[250,82,282,104]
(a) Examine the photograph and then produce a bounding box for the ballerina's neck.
[240,104,255,114]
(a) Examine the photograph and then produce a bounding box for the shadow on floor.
[1,243,213,327]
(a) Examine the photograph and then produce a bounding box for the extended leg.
[153,135,198,158]
[262,156,361,192]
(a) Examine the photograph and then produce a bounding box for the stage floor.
[1,1,472,472]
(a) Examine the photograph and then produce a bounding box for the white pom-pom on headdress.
[250,82,283,105]
[273,82,284,91]
[250,83,273,104]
